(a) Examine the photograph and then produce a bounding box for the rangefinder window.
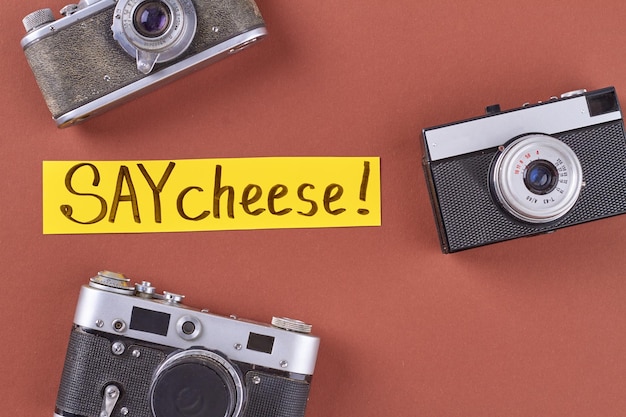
[130,306,170,336]
[247,333,275,354]
[587,90,619,117]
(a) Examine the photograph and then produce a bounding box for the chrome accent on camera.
[561,89,587,98]
[272,317,313,334]
[491,134,583,223]
[100,385,121,417]
[135,280,156,296]
[60,0,101,17]
[111,341,126,355]
[160,291,185,303]
[21,0,116,47]
[111,0,197,74]
[74,277,319,375]
[60,4,79,16]
[112,318,128,332]
[177,315,202,340]
[89,270,135,295]
[424,92,622,161]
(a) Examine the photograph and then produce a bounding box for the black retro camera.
[54,271,320,417]
[422,87,626,253]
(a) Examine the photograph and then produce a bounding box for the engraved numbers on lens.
[491,133,583,223]
[112,0,197,74]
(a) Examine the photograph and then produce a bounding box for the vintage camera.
[422,87,626,253]
[54,271,320,417]
[21,0,267,127]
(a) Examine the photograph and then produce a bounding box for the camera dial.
[135,280,157,297]
[272,317,313,334]
[89,270,135,295]
[150,349,244,417]
[491,134,583,224]
[22,9,55,32]
[561,89,587,98]
[112,0,197,74]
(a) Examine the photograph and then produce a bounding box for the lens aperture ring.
[112,0,197,73]
[491,133,583,224]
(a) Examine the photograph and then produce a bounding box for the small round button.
[162,291,185,304]
[135,281,157,297]
[560,89,587,99]
[176,316,201,340]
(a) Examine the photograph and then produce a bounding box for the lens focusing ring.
[491,133,583,224]
[112,0,197,74]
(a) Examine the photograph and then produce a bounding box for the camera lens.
[490,133,583,224]
[152,363,232,417]
[134,1,171,38]
[524,160,558,195]
[112,0,197,74]
[151,350,244,417]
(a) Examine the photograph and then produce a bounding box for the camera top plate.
[75,273,320,376]
[423,87,622,162]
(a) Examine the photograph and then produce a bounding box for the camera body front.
[54,271,319,417]
[21,0,266,127]
[422,87,626,253]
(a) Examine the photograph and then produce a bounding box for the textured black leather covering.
[55,328,312,417]
[427,121,626,252]
[55,328,166,417]
[23,0,264,118]
[241,371,311,417]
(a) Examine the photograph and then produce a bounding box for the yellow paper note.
[43,157,381,234]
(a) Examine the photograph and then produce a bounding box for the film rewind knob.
[271,317,313,334]
[22,9,55,32]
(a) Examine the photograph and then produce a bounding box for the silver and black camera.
[54,271,320,417]
[422,87,626,253]
[21,0,267,127]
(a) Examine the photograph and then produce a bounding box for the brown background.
[3,0,626,416]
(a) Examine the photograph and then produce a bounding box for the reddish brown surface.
[3,1,626,416]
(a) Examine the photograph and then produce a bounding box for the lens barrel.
[150,349,244,417]
[491,133,583,224]
[112,0,197,74]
